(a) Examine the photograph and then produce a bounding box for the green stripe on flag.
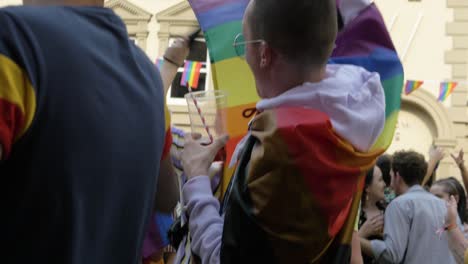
[382,74,404,118]
[205,21,242,63]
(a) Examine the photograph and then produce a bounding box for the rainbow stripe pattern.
[181,61,203,89]
[187,0,404,192]
[438,81,457,102]
[405,80,424,95]
[221,107,383,263]
[330,5,404,152]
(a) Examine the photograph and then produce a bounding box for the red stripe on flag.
[192,62,203,89]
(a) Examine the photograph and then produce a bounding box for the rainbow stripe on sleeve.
[0,54,36,158]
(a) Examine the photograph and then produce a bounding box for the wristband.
[163,56,182,67]
[436,223,458,238]
[445,223,457,231]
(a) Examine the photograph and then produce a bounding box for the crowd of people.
[357,148,467,264]
[1,0,468,264]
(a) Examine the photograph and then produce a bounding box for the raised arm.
[422,146,445,186]
[159,38,190,95]
[153,38,190,212]
[446,195,468,264]
[451,150,467,190]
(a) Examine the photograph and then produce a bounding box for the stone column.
[158,22,170,57]
[445,0,468,177]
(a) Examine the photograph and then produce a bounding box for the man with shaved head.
[0,0,180,263]
[176,0,390,263]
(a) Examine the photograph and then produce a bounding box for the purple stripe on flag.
[438,84,446,101]
[333,4,396,58]
[440,83,449,100]
[190,0,248,13]
[197,2,248,30]
[181,61,190,86]
[405,81,412,94]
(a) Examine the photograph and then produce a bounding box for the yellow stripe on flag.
[371,111,399,151]
[188,62,197,87]
[212,58,259,107]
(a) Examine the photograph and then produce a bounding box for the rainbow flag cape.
[156,58,164,70]
[405,80,424,95]
[186,1,403,263]
[221,107,381,263]
[181,61,203,89]
[187,0,403,194]
[438,81,457,102]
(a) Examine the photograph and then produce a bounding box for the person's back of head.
[377,154,392,186]
[392,150,427,189]
[432,177,467,223]
[250,0,337,68]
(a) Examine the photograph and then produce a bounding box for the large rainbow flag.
[187,0,403,262]
[187,0,257,195]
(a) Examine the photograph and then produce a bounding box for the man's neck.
[263,64,326,99]
[399,183,419,196]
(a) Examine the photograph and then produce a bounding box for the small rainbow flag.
[156,58,164,69]
[438,82,458,102]
[404,80,424,95]
[181,60,203,89]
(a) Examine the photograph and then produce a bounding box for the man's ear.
[259,43,272,69]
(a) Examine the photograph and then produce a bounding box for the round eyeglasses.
[232,33,265,59]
